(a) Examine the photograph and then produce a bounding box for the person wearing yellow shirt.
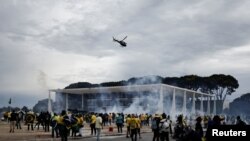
[78,114,84,137]
[129,114,139,141]
[57,110,68,141]
[108,113,112,126]
[90,113,96,135]
[126,114,131,138]
[136,116,142,139]
[7,112,11,122]
[51,113,59,138]
[140,114,145,126]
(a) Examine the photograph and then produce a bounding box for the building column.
[207,96,210,115]
[48,90,52,113]
[200,95,203,113]
[158,85,164,113]
[182,90,187,115]
[213,96,216,115]
[191,92,195,114]
[82,94,84,111]
[171,88,176,116]
[66,93,68,113]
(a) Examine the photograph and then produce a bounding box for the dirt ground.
[0,121,62,141]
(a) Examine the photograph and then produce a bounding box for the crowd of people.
[3,109,249,141]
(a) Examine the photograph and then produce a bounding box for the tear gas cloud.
[52,76,208,117]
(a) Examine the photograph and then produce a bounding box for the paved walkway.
[67,123,177,141]
[0,121,176,141]
[74,124,153,138]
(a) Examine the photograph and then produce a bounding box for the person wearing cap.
[159,113,172,141]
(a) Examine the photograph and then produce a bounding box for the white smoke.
[37,70,48,89]
[92,76,185,116]
[54,76,212,120]
[53,92,65,114]
[122,94,159,114]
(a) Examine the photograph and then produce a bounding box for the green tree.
[163,77,180,86]
[200,76,216,94]
[207,74,239,102]
[178,75,202,91]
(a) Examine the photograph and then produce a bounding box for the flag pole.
[9,98,11,112]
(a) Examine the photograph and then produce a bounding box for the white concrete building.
[49,84,216,115]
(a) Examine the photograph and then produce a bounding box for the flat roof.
[50,83,213,97]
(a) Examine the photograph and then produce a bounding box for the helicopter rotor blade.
[121,36,127,41]
[113,37,117,42]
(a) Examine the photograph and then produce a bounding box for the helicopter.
[113,36,127,47]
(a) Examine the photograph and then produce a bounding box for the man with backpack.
[116,113,124,133]
[159,113,172,141]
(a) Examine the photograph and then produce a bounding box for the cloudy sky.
[0,0,250,108]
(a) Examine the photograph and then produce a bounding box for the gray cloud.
[0,0,250,107]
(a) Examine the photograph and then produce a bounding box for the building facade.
[49,84,216,115]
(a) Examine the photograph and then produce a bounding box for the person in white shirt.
[96,113,103,141]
